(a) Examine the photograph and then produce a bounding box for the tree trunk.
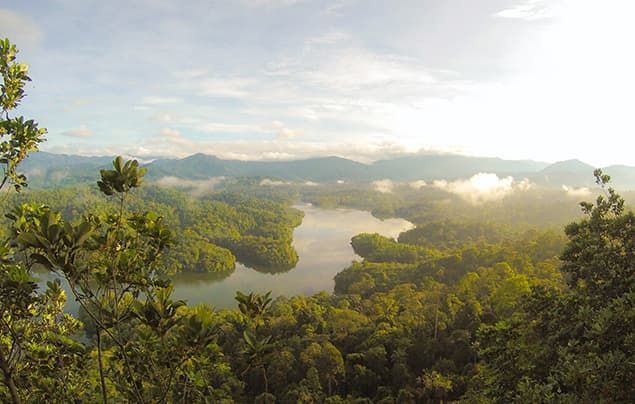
[434,304,439,340]
[262,366,268,394]
[0,349,21,404]
[96,328,108,404]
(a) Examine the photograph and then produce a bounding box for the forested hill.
[23,151,635,189]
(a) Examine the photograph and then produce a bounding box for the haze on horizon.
[2,0,635,167]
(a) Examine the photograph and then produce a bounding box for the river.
[38,204,413,310]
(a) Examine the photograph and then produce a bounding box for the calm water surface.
[40,204,413,310]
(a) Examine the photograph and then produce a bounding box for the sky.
[2,0,635,166]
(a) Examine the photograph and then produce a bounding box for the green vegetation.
[2,186,303,275]
[1,39,633,403]
[351,233,420,263]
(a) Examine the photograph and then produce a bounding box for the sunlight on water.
[169,204,413,308]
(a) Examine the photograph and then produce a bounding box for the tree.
[562,169,634,302]
[473,170,635,402]
[241,330,274,395]
[0,38,46,192]
[0,39,74,404]
[300,341,345,396]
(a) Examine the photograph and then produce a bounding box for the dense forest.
[1,40,634,403]
[2,186,303,275]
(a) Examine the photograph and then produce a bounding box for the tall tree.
[0,38,73,404]
[473,170,635,402]
[0,38,46,193]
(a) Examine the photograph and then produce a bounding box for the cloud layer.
[7,0,635,167]
[432,173,531,204]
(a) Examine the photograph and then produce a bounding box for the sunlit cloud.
[198,77,253,98]
[46,127,413,162]
[60,125,94,138]
[271,121,301,140]
[433,173,532,204]
[0,8,41,48]
[494,0,559,21]
[409,180,427,190]
[141,96,183,105]
[562,184,591,197]
[12,0,635,166]
[372,179,394,194]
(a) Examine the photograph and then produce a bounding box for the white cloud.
[372,179,394,194]
[133,105,152,111]
[260,151,296,160]
[196,122,266,134]
[271,121,301,140]
[304,181,319,186]
[160,128,182,139]
[151,112,177,123]
[176,68,208,79]
[60,125,94,138]
[409,180,427,189]
[517,178,534,191]
[142,96,182,105]
[304,32,350,47]
[432,173,532,204]
[322,0,350,16]
[562,184,591,197]
[0,9,41,49]
[198,77,253,98]
[21,0,635,168]
[301,49,439,91]
[247,0,306,6]
[44,133,417,162]
[494,0,559,21]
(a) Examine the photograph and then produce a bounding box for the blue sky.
[2,0,635,166]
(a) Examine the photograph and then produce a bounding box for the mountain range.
[20,152,635,190]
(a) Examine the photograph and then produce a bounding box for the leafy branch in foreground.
[0,39,80,404]
[0,38,46,193]
[15,157,181,403]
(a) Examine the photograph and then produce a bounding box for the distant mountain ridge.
[20,152,635,189]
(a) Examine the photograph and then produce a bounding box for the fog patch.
[562,184,591,197]
[260,179,291,186]
[155,176,225,196]
[24,167,45,178]
[304,181,319,186]
[123,155,155,165]
[372,179,394,193]
[49,170,68,183]
[433,173,531,204]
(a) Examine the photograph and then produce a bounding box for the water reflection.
[37,205,413,311]
[170,204,413,308]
